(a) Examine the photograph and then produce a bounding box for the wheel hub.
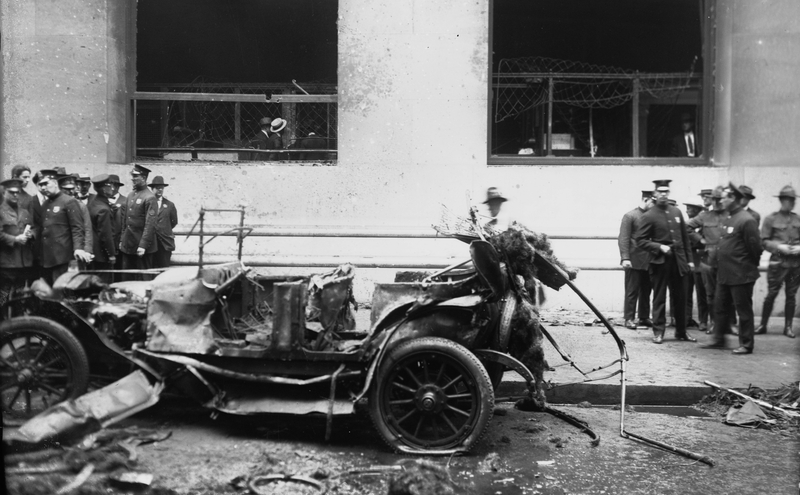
[415,384,446,414]
[16,368,35,385]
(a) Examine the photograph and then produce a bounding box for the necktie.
[687,133,695,156]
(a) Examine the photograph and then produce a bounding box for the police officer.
[87,174,118,280]
[34,170,91,284]
[756,185,800,338]
[634,179,696,344]
[701,183,762,354]
[618,190,654,329]
[120,165,158,274]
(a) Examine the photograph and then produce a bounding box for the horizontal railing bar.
[492,72,699,80]
[133,91,268,102]
[137,147,337,154]
[171,228,617,240]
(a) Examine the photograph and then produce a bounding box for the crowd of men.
[0,164,178,304]
[619,179,800,354]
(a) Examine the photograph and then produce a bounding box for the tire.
[0,316,90,422]
[369,337,494,453]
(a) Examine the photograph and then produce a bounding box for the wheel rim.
[0,331,76,418]
[379,349,482,450]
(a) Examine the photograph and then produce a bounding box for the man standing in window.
[120,165,158,275]
[618,190,654,329]
[634,179,696,344]
[755,185,800,339]
[701,184,762,354]
[671,113,698,157]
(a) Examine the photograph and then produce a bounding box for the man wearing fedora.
[482,187,513,232]
[87,174,117,280]
[149,176,178,268]
[120,164,158,276]
[756,185,800,338]
[246,117,272,160]
[618,190,654,329]
[108,174,126,275]
[701,183,762,354]
[739,184,760,227]
[634,179,696,344]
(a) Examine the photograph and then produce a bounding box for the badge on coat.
[727,226,734,233]
[53,206,60,213]
[136,198,142,204]
[674,217,680,223]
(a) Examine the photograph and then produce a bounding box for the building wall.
[1,0,798,316]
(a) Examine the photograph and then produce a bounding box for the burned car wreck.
[1,224,574,455]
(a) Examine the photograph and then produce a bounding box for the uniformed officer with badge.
[119,164,158,275]
[634,179,696,344]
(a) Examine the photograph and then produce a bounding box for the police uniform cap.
[92,173,111,185]
[652,179,672,191]
[0,178,23,190]
[131,164,152,176]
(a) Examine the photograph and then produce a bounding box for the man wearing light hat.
[148,176,178,268]
[120,164,158,275]
[482,187,513,232]
[702,183,762,354]
[34,169,91,284]
[0,178,36,304]
[87,174,118,279]
[634,179,696,344]
[618,190,654,329]
[756,185,800,338]
[268,118,287,161]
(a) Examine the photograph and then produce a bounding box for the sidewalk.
[498,313,800,405]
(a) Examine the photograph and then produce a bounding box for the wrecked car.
[1,226,556,454]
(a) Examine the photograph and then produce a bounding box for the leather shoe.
[785,326,796,339]
[674,334,697,342]
[637,319,653,327]
[700,342,725,349]
[624,320,637,330]
[754,324,767,335]
[732,347,752,355]
[652,335,663,344]
[705,323,714,335]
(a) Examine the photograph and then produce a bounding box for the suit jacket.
[634,203,693,276]
[154,197,178,252]
[18,189,33,211]
[618,207,649,270]
[299,134,328,160]
[110,193,124,248]
[120,187,158,254]
[0,201,35,268]
[268,133,284,161]
[75,198,93,254]
[717,206,762,285]
[671,131,698,157]
[37,192,84,268]
[88,195,117,263]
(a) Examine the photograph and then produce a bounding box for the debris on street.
[696,381,800,432]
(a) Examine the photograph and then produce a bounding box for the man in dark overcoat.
[34,170,91,284]
[618,190,654,329]
[0,179,36,304]
[683,202,707,330]
[148,176,178,268]
[701,183,762,354]
[634,179,696,344]
[87,174,117,280]
[120,164,158,274]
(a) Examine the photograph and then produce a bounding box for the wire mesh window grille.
[134,81,337,163]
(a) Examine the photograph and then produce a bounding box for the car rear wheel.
[369,337,493,453]
[0,316,90,422]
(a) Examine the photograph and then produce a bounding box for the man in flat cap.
[87,174,118,281]
[618,190,654,329]
[701,183,762,354]
[756,185,800,338]
[120,164,158,277]
[59,173,94,268]
[739,185,760,227]
[634,179,696,344]
[0,179,36,304]
[148,176,178,268]
[33,170,91,284]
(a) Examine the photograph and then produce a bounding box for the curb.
[497,380,714,406]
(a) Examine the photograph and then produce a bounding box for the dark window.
[490,0,710,162]
[135,0,338,162]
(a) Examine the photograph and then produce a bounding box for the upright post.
[546,77,554,156]
[237,207,245,261]
[632,78,640,157]
[198,208,206,269]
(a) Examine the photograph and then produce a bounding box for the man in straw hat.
[701,183,762,354]
[148,176,178,268]
[482,187,513,232]
[755,185,800,338]
[634,179,696,344]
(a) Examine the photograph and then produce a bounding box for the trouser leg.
[669,263,688,337]
[623,268,636,321]
[712,282,733,345]
[637,270,652,321]
[760,264,785,327]
[731,282,755,350]
[784,266,800,327]
[694,271,708,325]
[703,265,718,327]
[649,263,668,337]
[685,273,695,325]
[152,248,172,270]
